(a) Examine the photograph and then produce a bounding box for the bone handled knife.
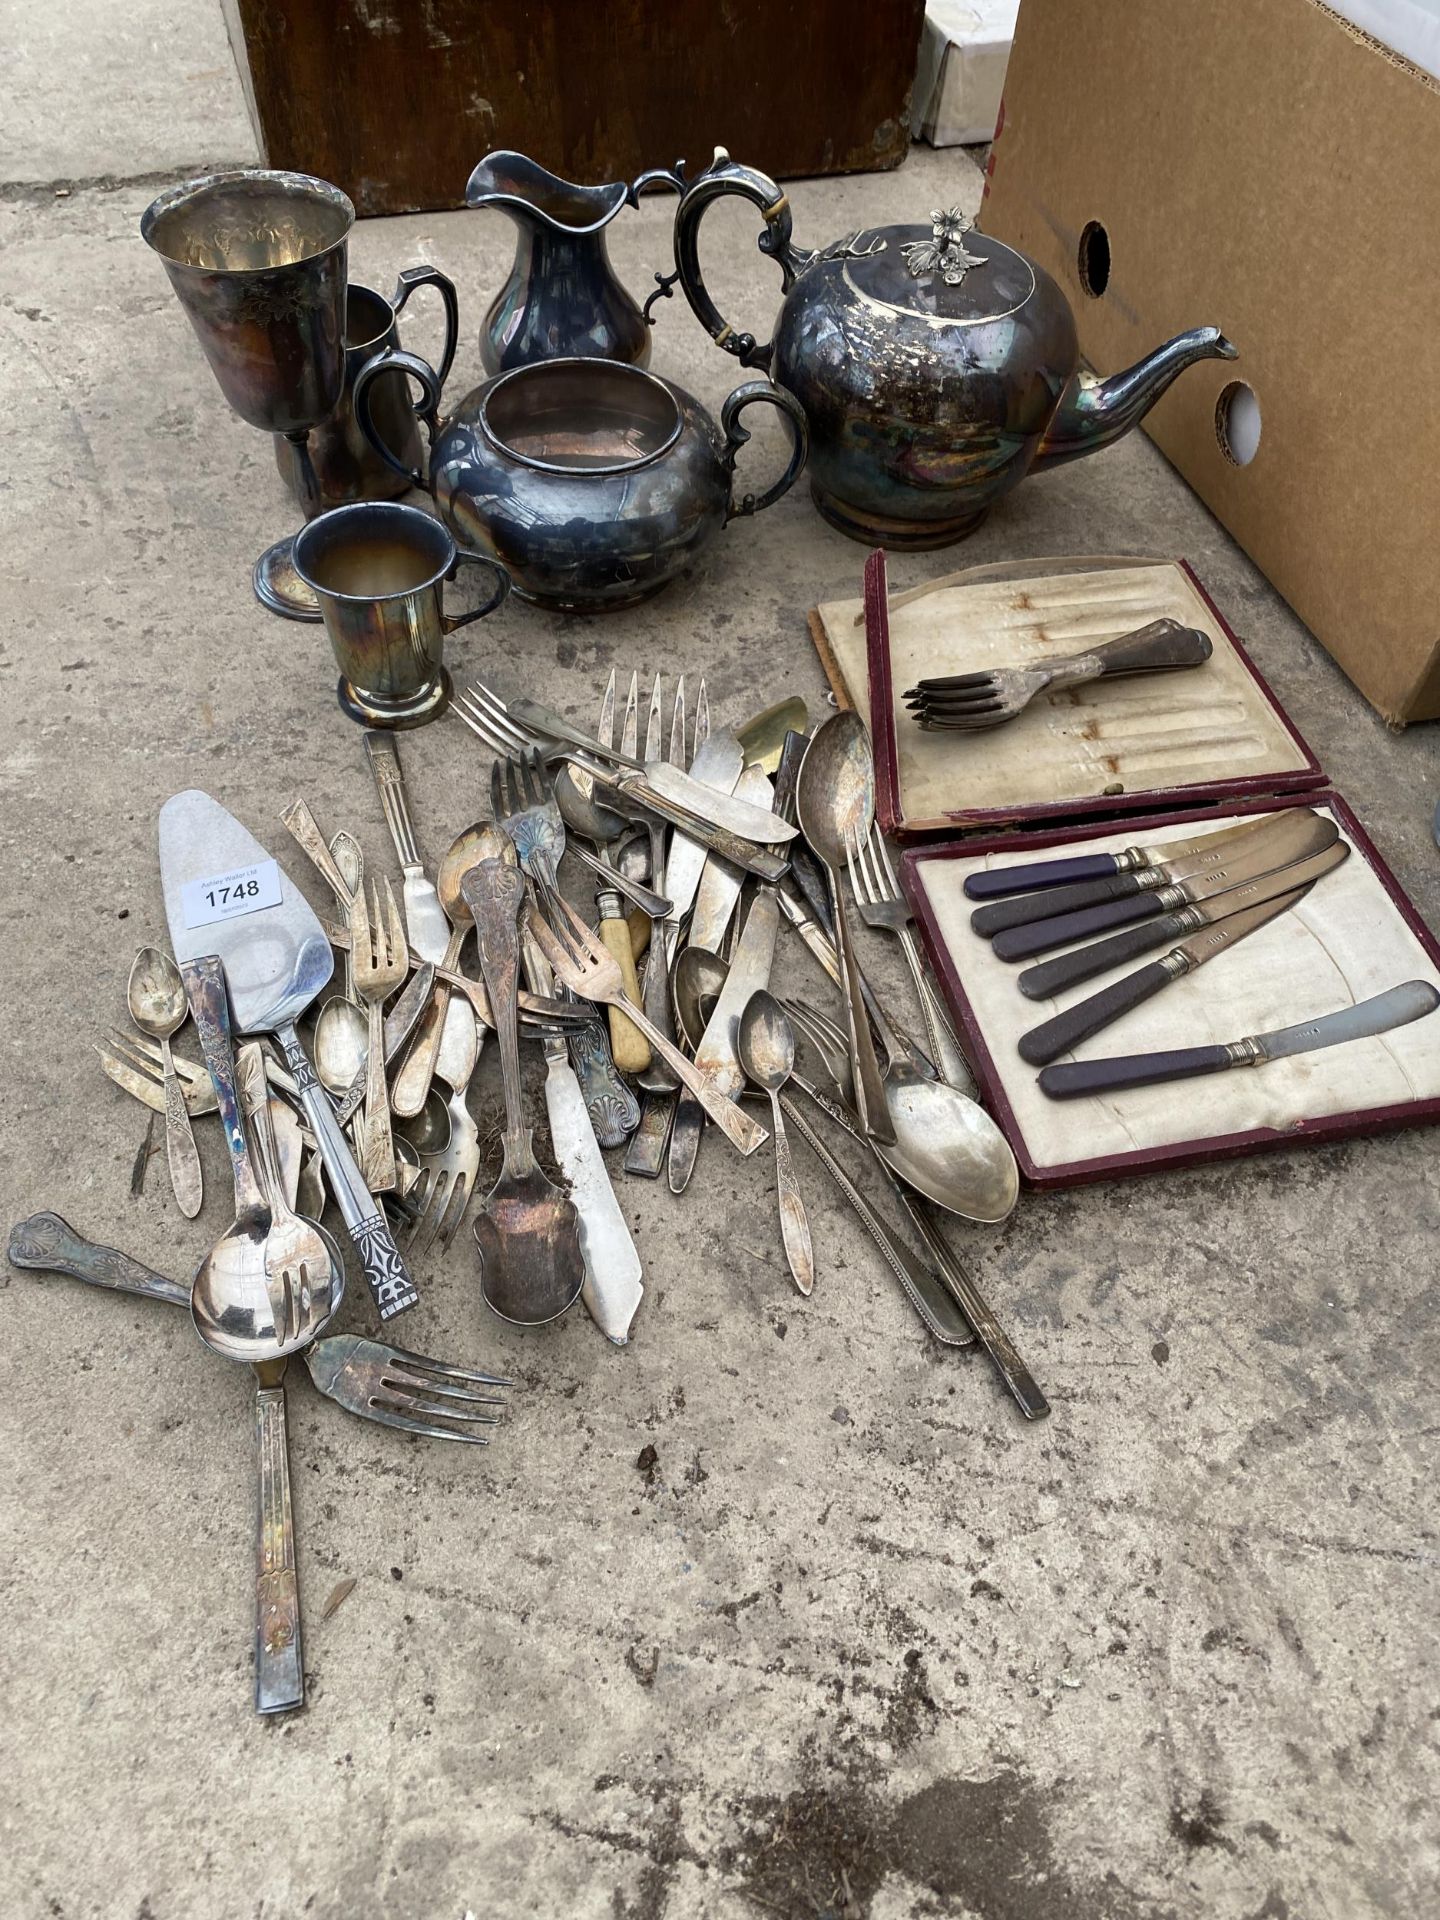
[990,812,1342,962]
[970,810,1330,936]
[963,815,1294,901]
[1038,980,1440,1098]
[1015,840,1352,1000]
[1017,888,1312,1067]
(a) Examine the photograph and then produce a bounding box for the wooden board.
[221,0,927,216]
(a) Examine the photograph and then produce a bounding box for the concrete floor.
[3,9,1438,1920]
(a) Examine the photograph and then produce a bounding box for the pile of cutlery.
[12,664,1086,1717]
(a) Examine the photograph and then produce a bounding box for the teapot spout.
[1032,326,1237,471]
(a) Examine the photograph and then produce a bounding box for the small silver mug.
[274,266,459,509]
[292,501,508,728]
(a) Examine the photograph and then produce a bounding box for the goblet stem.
[285,428,326,522]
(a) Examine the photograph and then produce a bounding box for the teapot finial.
[900,208,987,287]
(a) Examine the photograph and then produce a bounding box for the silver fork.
[489,746,639,1147]
[10,1211,511,1445]
[404,1085,482,1259]
[492,750,646,1345]
[528,894,769,1157]
[902,619,1212,730]
[845,827,973,1092]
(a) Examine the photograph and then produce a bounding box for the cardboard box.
[978,0,1440,723]
[912,2,1018,146]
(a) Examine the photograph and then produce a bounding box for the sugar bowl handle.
[720,382,808,521]
[354,345,443,491]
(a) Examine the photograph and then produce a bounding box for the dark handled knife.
[1038,979,1440,1098]
[990,812,1341,962]
[971,809,1328,937]
[963,815,1287,901]
[1016,839,1351,999]
[1017,887,1310,1066]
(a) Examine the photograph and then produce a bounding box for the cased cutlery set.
[10,155,1440,1717]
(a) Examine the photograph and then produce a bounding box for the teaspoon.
[126,946,203,1217]
[738,991,814,1296]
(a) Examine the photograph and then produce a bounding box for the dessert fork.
[902,618,1213,730]
[350,878,407,1192]
[844,826,972,1091]
[527,893,769,1156]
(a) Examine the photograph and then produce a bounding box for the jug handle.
[353,346,442,492]
[390,264,460,391]
[443,551,510,630]
[721,382,809,521]
[671,150,804,373]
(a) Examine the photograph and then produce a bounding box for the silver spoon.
[738,991,814,1296]
[395,1086,453,1157]
[313,996,368,1098]
[793,711,895,1145]
[671,952,971,1347]
[785,995,1018,1226]
[126,946,203,1217]
[329,830,364,1002]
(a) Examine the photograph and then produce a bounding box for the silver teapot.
[668,150,1238,547]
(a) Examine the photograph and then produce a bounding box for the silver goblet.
[142,168,355,620]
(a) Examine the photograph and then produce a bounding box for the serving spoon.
[461,837,585,1326]
[182,968,345,1717]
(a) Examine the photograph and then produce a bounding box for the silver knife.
[963,813,1293,900]
[1038,979,1440,1098]
[540,1029,645,1342]
[662,731,745,958]
[668,883,781,1193]
[990,810,1340,960]
[1017,840,1350,1001]
[976,808,1336,941]
[1018,886,1313,1067]
[689,764,777,955]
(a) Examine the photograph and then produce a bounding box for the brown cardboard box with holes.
[979,0,1440,723]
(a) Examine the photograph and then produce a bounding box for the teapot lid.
[833,207,1038,325]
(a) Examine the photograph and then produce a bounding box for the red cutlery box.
[806,551,1440,1185]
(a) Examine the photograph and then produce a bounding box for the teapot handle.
[721,382,809,521]
[672,149,802,373]
[389,264,460,391]
[353,346,442,491]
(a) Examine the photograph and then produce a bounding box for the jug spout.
[1032,326,1237,471]
[464,151,629,234]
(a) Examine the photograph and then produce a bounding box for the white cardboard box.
[911,0,1019,146]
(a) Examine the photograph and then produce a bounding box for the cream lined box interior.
[815,558,1311,825]
[910,806,1440,1174]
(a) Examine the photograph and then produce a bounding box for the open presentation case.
[808,552,1440,1186]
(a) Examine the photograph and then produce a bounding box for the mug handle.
[443,549,510,630]
[390,264,460,391]
[720,381,809,522]
[353,346,442,491]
